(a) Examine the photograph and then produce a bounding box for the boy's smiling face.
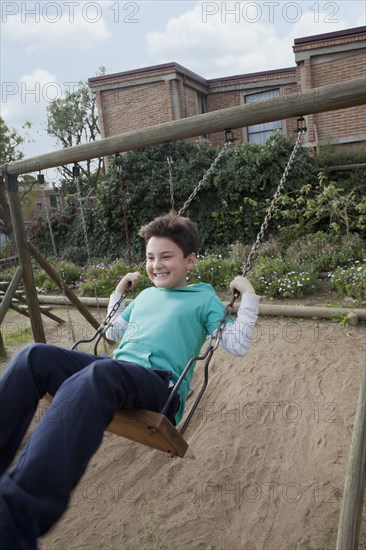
[146,236,197,289]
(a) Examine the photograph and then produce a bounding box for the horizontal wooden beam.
[323,163,366,171]
[3,77,365,176]
[31,294,366,321]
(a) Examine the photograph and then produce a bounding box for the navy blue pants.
[0,343,180,549]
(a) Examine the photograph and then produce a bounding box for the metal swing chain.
[73,165,92,261]
[209,121,307,349]
[73,164,103,322]
[40,182,58,262]
[39,173,77,341]
[116,155,133,264]
[178,133,235,217]
[166,147,175,212]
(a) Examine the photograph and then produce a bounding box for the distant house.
[89,26,366,152]
[22,186,65,227]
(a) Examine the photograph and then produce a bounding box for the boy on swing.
[0,213,259,548]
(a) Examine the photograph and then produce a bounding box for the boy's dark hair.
[139,213,199,257]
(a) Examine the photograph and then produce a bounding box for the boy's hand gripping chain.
[71,259,147,354]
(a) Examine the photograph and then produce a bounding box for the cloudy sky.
[1,0,365,175]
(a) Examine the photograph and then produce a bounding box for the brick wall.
[207,91,242,148]
[311,51,366,143]
[89,27,365,153]
[293,27,366,148]
[98,81,173,138]
[181,84,199,119]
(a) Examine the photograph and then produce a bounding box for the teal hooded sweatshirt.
[112,283,233,425]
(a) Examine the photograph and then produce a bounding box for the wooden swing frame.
[2,78,364,460]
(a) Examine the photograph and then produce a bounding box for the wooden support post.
[28,242,101,332]
[4,175,46,343]
[0,331,5,359]
[0,266,23,325]
[336,358,366,549]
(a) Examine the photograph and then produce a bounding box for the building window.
[197,91,209,139]
[197,91,207,115]
[49,195,61,210]
[35,202,43,211]
[245,89,283,144]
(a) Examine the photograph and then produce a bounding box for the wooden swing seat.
[44,394,188,458]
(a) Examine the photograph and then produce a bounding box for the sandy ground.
[1,303,366,550]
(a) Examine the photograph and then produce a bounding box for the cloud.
[286,11,357,42]
[2,2,111,53]
[1,68,64,126]
[147,4,289,77]
[146,1,362,78]
[1,68,79,178]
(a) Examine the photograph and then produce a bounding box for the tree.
[0,117,31,250]
[0,117,26,164]
[46,78,104,195]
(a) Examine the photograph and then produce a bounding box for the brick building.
[89,26,366,152]
[22,186,65,227]
[293,26,366,150]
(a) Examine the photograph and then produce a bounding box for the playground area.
[2,304,365,549]
[1,75,365,548]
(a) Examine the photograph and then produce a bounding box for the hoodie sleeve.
[104,292,129,342]
[218,293,260,356]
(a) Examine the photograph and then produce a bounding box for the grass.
[2,324,34,346]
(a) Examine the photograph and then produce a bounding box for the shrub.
[77,259,150,297]
[0,242,13,260]
[34,261,82,291]
[34,269,56,291]
[77,261,122,297]
[330,261,366,302]
[286,232,366,272]
[61,245,89,265]
[275,171,366,242]
[0,266,17,283]
[187,255,241,288]
[249,256,320,298]
[54,261,82,286]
